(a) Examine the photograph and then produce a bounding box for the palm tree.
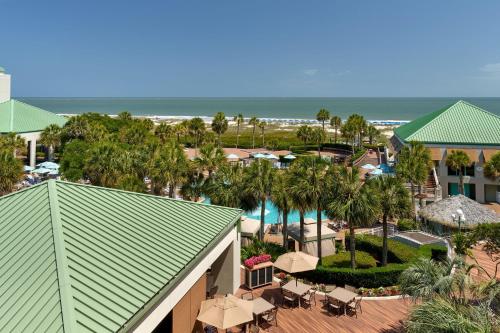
[249,117,259,149]
[330,116,342,144]
[290,157,329,263]
[0,132,26,157]
[148,140,189,198]
[296,125,312,150]
[233,113,244,148]
[258,121,267,147]
[271,170,291,248]
[365,124,380,145]
[340,122,356,153]
[484,151,500,180]
[326,166,378,268]
[117,111,133,122]
[180,162,205,202]
[288,160,315,251]
[400,257,498,333]
[84,142,125,187]
[195,143,226,178]
[211,112,228,147]
[446,150,471,195]
[154,123,174,144]
[188,117,206,153]
[62,115,91,141]
[316,108,330,133]
[204,163,256,209]
[0,149,23,196]
[396,141,432,212]
[311,128,325,157]
[40,124,62,161]
[368,175,411,266]
[244,159,275,240]
[174,121,187,143]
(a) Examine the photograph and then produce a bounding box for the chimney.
[0,67,11,103]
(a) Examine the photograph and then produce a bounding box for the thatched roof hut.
[419,195,500,229]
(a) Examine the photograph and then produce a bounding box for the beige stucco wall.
[0,73,10,103]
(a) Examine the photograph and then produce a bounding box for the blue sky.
[2,0,500,97]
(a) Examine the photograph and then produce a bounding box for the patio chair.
[204,325,218,333]
[321,285,336,305]
[241,291,254,301]
[345,284,357,293]
[261,307,278,327]
[301,290,316,309]
[347,297,363,318]
[281,289,299,308]
[327,297,342,316]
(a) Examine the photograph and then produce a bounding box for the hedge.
[323,250,377,269]
[350,234,418,263]
[300,235,448,288]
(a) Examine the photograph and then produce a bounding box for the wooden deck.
[467,244,499,282]
[235,282,410,333]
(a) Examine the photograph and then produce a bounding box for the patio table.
[251,297,275,324]
[327,287,358,315]
[282,280,311,306]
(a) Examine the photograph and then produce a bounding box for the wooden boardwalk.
[467,244,499,282]
[236,277,410,333]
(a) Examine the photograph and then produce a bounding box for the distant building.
[391,100,500,203]
[0,67,67,166]
[0,180,242,332]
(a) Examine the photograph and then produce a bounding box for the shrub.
[244,254,272,269]
[241,239,287,262]
[298,263,409,288]
[350,234,418,263]
[323,251,377,269]
[397,218,419,231]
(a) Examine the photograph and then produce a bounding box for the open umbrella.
[266,154,279,160]
[253,153,266,159]
[37,161,59,170]
[369,169,383,176]
[226,153,239,159]
[23,165,34,172]
[32,167,51,174]
[197,295,253,330]
[284,154,296,160]
[361,163,376,170]
[274,251,318,286]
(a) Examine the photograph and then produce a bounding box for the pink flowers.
[244,254,271,269]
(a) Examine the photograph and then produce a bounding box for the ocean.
[17,97,500,121]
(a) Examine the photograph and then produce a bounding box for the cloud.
[480,63,500,73]
[303,69,318,76]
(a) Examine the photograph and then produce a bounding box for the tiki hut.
[419,195,499,235]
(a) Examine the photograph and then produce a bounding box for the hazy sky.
[2,0,500,97]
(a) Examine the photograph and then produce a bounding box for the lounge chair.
[301,290,316,309]
[347,297,362,318]
[261,307,278,327]
[282,289,298,308]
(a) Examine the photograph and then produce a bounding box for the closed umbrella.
[197,295,253,330]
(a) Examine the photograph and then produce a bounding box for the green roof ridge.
[47,180,78,333]
[55,179,243,212]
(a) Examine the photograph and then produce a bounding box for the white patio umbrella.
[197,295,253,330]
[266,154,279,160]
[23,165,34,172]
[37,161,59,170]
[32,167,51,174]
[253,153,266,158]
[274,251,318,285]
[226,153,239,159]
[361,163,376,170]
[284,154,296,160]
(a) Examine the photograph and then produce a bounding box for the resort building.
[391,100,500,203]
[0,67,67,167]
[0,180,242,333]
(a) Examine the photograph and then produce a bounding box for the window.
[447,163,475,177]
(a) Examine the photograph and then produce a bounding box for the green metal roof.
[0,180,242,332]
[0,99,67,133]
[394,100,500,146]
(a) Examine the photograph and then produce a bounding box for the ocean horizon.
[17,97,500,121]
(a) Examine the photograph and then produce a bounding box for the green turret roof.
[394,100,500,146]
[0,180,242,332]
[0,99,67,133]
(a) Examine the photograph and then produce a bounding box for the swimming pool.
[203,198,327,224]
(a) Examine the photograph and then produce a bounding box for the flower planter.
[244,261,274,289]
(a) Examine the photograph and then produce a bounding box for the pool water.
[203,198,327,224]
